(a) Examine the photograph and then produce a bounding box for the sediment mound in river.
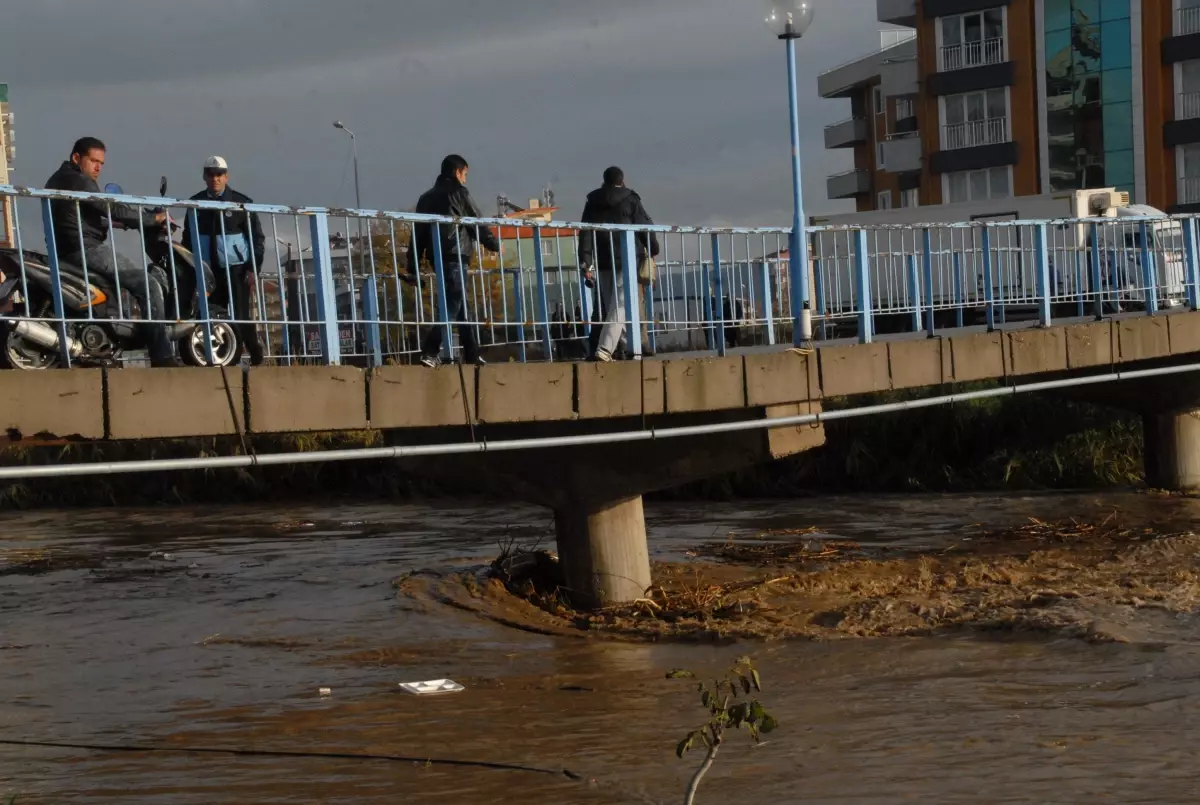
[394,517,1200,643]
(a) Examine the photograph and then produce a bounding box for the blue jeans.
[68,245,174,362]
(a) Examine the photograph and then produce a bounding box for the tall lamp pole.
[333,121,364,249]
[765,1,815,344]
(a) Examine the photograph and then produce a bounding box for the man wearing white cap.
[181,156,266,365]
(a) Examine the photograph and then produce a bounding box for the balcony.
[827,169,872,200]
[881,57,919,97]
[939,37,1004,71]
[1181,176,1200,205]
[1180,6,1200,36]
[881,134,922,173]
[942,117,1008,150]
[877,0,916,27]
[824,117,870,149]
[818,33,916,98]
[1182,91,1200,120]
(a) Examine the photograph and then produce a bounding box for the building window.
[1044,0,1134,196]
[939,8,1004,71]
[900,188,919,208]
[945,167,1012,203]
[877,190,893,210]
[941,88,1008,149]
[895,98,915,120]
[541,238,557,259]
[1179,144,1200,204]
[877,141,886,170]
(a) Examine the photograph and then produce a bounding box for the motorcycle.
[0,177,242,370]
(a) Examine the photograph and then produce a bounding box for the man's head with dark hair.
[70,137,107,182]
[602,166,624,187]
[441,154,470,184]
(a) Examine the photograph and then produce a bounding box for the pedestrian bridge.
[5,183,1200,606]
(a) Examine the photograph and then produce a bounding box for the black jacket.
[180,188,266,272]
[577,185,660,273]
[44,161,158,258]
[406,174,499,277]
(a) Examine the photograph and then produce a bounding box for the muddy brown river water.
[2,493,1199,804]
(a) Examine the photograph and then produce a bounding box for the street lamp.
[333,121,364,252]
[765,0,815,344]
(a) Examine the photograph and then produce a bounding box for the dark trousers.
[420,275,478,362]
[213,263,261,355]
[69,245,174,362]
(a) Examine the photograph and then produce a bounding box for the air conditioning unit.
[1071,188,1128,219]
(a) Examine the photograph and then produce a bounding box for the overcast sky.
[5,0,888,228]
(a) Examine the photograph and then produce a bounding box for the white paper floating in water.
[399,679,465,696]
[318,687,332,697]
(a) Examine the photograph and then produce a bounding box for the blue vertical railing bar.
[812,259,828,340]
[1089,222,1103,320]
[1034,223,1052,327]
[952,252,964,328]
[39,200,73,367]
[906,254,922,332]
[309,212,342,365]
[186,208,215,365]
[702,260,715,351]
[532,229,554,361]
[1073,249,1085,318]
[853,229,872,344]
[621,230,642,358]
[981,226,995,332]
[513,266,528,363]
[922,228,935,337]
[757,261,776,345]
[711,234,726,356]
[1185,218,1200,311]
[644,278,658,355]
[429,225,454,363]
[1139,221,1158,316]
[362,278,382,367]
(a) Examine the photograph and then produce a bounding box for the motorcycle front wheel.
[180,321,242,367]
[0,320,63,370]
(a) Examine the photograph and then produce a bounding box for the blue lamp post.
[765,0,815,344]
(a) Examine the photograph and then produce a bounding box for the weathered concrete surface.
[577,361,664,420]
[477,362,573,423]
[889,338,945,390]
[1066,321,1114,370]
[1008,328,1068,376]
[0,369,104,439]
[370,365,474,429]
[745,351,813,407]
[949,332,1006,382]
[1169,312,1200,356]
[554,495,651,608]
[765,401,826,459]
[664,357,746,413]
[819,343,889,397]
[108,368,243,439]
[1119,316,1171,362]
[247,366,367,433]
[1144,409,1200,491]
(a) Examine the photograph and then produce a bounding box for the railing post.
[644,278,658,355]
[953,252,964,328]
[1185,217,1200,311]
[711,234,726,356]
[1090,222,1103,320]
[185,208,215,365]
[922,227,935,337]
[39,199,73,368]
[1074,248,1085,318]
[702,265,715,351]
[854,229,873,344]
[757,260,776,346]
[309,211,342,365]
[813,258,828,341]
[513,266,527,363]
[907,253,922,332]
[1140,220,1158,316]
[362,277,382,367]
[621,230,642,359]
[532,229,554,362]
[981,226,995,332]
[1034,222,1052,327]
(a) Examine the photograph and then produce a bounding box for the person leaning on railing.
[45,137,179,367]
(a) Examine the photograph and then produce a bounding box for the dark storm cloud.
[5,0,889,224]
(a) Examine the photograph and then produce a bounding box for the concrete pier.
[554,496,651,608]
[1144,409,1200,491]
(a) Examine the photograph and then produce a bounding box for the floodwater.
[2,493,1199,804]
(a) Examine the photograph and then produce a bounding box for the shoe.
[466,356,487,367]
[594,349,614,363]
[247,340,265,367]
[419,354,439,368]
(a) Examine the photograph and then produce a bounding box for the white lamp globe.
[765,0,815,39]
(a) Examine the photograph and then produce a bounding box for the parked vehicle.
[0,178,241,369]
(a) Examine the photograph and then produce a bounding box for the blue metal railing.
[0,183,1197,371]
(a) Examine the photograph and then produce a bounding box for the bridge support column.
[553,495,651,609]
[1144,409,1200,491]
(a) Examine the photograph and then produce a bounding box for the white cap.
[204,155,229,171]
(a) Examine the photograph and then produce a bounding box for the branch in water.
[684,742,720,805]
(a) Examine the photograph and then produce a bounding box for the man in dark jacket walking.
[181,156,267,365]
[406,154,498,368]
[577,167,659,362]
[45,137,178,366]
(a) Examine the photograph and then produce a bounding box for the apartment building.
[817,0,1200,214]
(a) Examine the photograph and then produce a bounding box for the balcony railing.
[1180,91,1200,120]
[941,117,1008,150]
[1180,176,1200,204]
[1178,6,1200,36]
[939,37,1004,72]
